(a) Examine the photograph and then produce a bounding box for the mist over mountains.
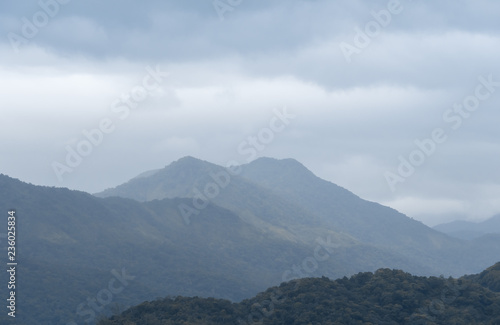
[1,156,499,324]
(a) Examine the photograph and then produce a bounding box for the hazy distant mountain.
[239,158,459,258]
[96,156,500,277]
[99,263,500,325]
[434,214,500,240]
[2,156,499,324]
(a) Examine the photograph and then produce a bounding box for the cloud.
[0,0,499,224]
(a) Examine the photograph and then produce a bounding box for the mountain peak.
[168,156,219,169]
[252,156,304,166]
[95,156,226,201]
[173,155,202,163]
[245,157,315,179]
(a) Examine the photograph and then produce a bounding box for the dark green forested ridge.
[466,262,500,293]
[99,263,500,325]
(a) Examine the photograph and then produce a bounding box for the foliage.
[467,262,500,293]
[99,269,500,325]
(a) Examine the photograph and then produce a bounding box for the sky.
[1,0,499,227]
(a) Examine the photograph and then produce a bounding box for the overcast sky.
[1,0,499,226]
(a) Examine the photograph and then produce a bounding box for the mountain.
[2,156,499,324]
[0,167,428,325]
[239,158,460,259]
[434,214,500,240]
[98,263,500,325]
[0,174,313,324]
[96,156,500,277]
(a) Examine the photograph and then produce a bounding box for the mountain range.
[96,156,500,276]
[434,214,500,240]
[1,156,499,324]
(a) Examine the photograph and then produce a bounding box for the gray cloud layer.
[1,0,499,226]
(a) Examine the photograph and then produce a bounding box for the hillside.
[0,174,311,324]
[98,263,500,325]
[0,172,424,325]
[466,262,500,293]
